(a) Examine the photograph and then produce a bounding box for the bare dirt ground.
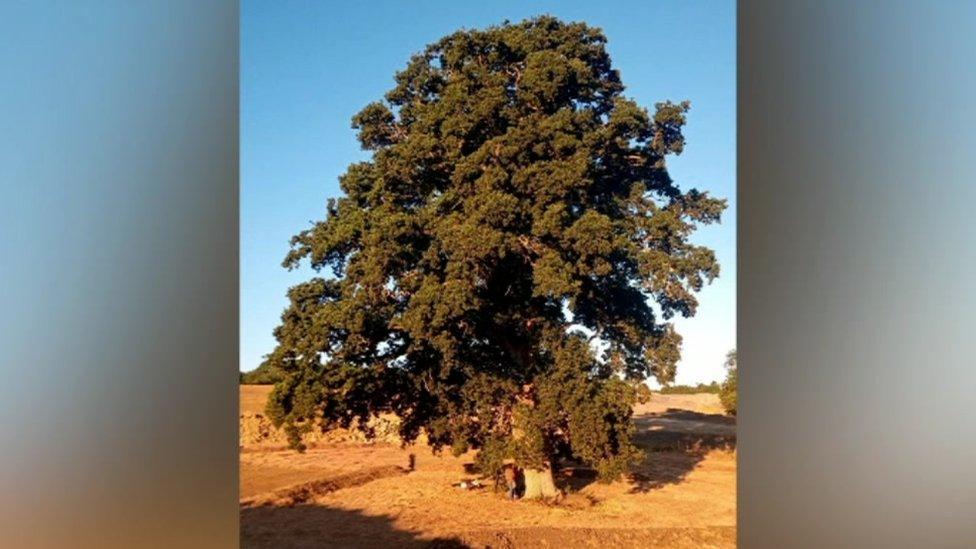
[240,385,736,548]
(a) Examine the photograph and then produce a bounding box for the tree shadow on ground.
[558,408,736,494]
[629,408,736,493]
[241,503,468,549]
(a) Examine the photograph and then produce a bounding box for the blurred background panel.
[740,1,976,547]
[0,2,238,548]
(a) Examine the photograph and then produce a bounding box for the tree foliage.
[264,16,726,479]
[720,349,737,415]
[240,360,283,385]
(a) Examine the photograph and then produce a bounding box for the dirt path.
[239,386,736,548]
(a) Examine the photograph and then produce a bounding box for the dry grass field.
[240,385,736,548]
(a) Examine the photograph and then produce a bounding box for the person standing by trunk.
[502,463,519,500]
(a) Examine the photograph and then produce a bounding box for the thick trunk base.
[521,467,559,500]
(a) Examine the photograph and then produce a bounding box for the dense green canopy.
[265,16,725,480]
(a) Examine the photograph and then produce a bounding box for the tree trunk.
[521,465,559,500]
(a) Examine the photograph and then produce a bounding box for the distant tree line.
[239,361,282,385]
[656,381,721,394]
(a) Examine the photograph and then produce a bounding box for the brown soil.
[240,385,736,548]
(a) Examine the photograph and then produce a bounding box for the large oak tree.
[265,16,726,499]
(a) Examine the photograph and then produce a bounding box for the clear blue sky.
[242,1,735,385]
